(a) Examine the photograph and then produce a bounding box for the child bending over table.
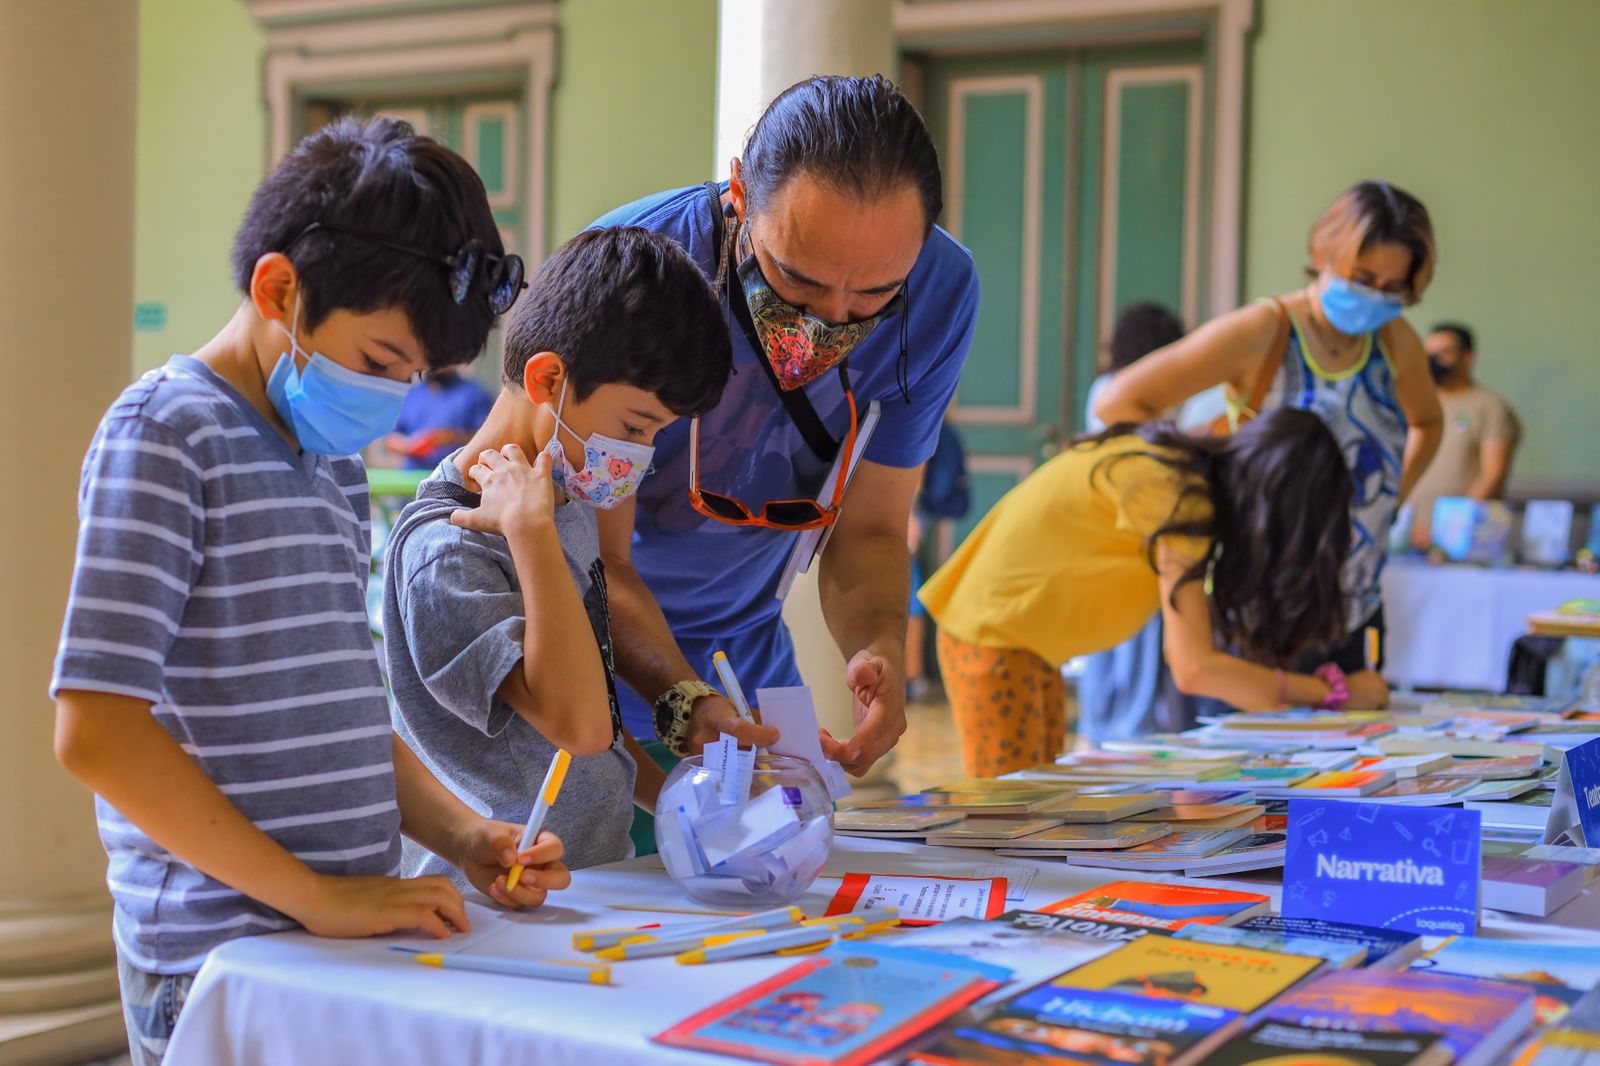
[919,408,1388,777]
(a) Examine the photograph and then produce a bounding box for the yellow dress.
[918,435,1213,668]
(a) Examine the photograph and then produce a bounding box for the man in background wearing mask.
[1409,322,1523,548]
[381,227,734,877]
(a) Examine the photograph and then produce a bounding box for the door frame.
[246,1,557,267]
[895,0,1252,322]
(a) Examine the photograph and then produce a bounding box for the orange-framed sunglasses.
[688,384,859,531]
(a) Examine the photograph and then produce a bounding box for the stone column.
[716,0,899,784]
[0,1,139,1061]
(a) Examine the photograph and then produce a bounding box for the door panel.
[922,42,1207,556]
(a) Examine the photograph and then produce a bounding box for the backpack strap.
[703,180,842,463]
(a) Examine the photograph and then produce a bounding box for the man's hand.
[688,694,778,753]
[819,648,908,776]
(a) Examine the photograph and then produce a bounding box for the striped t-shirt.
[51,355,402,975]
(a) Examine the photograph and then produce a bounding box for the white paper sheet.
[755,685,852,800]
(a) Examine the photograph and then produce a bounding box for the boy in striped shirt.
[51,117,565,1065]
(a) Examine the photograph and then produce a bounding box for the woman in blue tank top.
[1096,180,1443,710]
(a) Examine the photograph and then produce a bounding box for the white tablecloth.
[164,836,1600,1066]
[1381,561,1600,690]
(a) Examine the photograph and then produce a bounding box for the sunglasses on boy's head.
[287,222,528,315]
[687,380,859,531]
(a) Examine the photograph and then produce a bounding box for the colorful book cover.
[991,909,1170,946]
[833,809,966,834]
[1180,831,1288,875]
[1175,922,1366,967]
[1423,755,1544,780]
[654,941,1011,1066]
[1457,777,1541,802]
[1217,766,1318,785]
[1205,1019,1449,1065]
[1353,753,1454,778]
[1238,915,1422,969]
[921,816,1067,842]
[1256,969,1536,1066]
[1282,800,1482,936]
[1272,769,1394,795]
[1126,803,1265,824]
[1415,936,1600,1022]
[1038,793,1164,822]
[887,916,1115,1002]
[1367,777,1476,803]
[1039,880,1270,930]
[825,873,1007,926]
[975,822,1173,850]
[1157,789,1258,806]
[909,935,1323,1066]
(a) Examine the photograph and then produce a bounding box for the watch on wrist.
[652,679,717,757]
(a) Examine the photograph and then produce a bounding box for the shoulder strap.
[703,181,842,463]
[1239,296,1291,421]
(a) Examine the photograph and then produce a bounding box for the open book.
[774,400,881,600]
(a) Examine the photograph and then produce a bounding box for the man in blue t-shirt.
[385,368,495,469]
[591,75,979,776]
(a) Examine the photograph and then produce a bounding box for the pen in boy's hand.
[507,749,571,892]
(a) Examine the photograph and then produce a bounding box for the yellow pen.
[1365,626,1381,672]
[777,917,903,955]
[506,749,571,892]
[676,917,896,965]
[712,650,757,724]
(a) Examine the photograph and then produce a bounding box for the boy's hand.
[1346,669,1391,709]
[293,874,471,940]
[453,445,555,539]
[459,820,571,910]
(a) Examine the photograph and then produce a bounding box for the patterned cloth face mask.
[735,232,901,391]
[541,379,655,509]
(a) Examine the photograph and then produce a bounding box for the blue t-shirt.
[592,185,979,737]
[394,373,495,469]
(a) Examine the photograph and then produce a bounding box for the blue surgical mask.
[266,298,412,456]
[1319,275,1405,336]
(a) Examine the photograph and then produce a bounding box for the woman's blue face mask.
[265,297,414,456]
[1319,274,1405,336]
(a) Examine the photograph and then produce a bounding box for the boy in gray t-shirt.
[386,227,733,874]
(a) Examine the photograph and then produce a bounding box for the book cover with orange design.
[1048,935,1323,1013]
[1256,970,1536,1066]
[1040,879,1270,930]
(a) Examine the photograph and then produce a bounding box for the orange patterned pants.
[936,629,1069,778]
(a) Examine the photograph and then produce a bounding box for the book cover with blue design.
[1237,915,1422,969]
[1283,799,1482,936]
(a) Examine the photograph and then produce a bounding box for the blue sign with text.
[1283,799,1481,937]
[1567,736,1600,846]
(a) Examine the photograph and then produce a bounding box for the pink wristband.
[1313,663,1350,711]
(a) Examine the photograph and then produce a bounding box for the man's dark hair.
[1110,302,1185,371]
[741,74,942,232]
[1430,321,1475,354]
[503,227,732,418]
[231,115,503,370]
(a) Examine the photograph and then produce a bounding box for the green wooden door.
[921,43,1209,555]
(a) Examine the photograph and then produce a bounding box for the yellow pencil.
[1365,626,1380,672]
[506,750,571,892]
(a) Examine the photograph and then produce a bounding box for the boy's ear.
[250,253,299,328]
[727,158,747,224]
[522,352,566,406]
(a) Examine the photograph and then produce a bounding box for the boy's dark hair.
[503,227,732,417]
[1083,408,1352,667]
[1430,321,1475,353]
[742,74,942,233]
[1109,302,1185,371]
[231,115,503,370]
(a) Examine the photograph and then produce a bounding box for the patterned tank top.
[1229,303,1408,630]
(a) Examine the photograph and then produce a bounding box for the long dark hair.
[1086,408,1352,666]
[741,74,942,232]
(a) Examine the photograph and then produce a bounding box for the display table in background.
[1381,560,1600,690]
[163,836,1600,1066]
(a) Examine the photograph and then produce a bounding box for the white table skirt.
[1381,561,1600,691]
[164,836,1600,1066]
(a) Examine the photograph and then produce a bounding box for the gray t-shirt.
[384,453,634,882]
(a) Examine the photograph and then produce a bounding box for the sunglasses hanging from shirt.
[286,221,528,315]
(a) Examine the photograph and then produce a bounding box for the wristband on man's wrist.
[652,679,717,757]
